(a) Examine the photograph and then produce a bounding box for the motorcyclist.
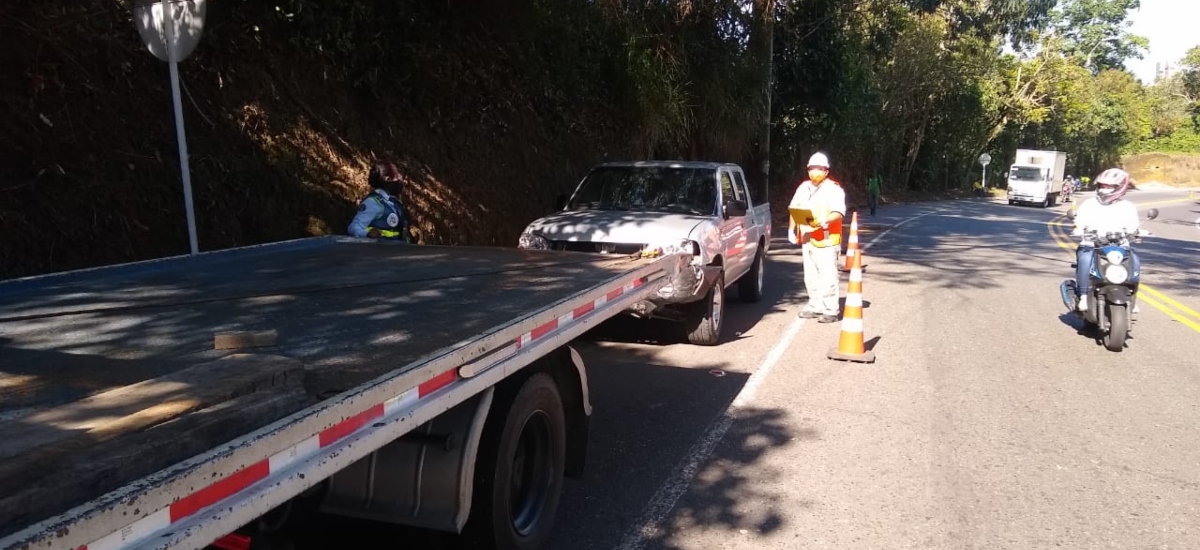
[1070,168,1141,312]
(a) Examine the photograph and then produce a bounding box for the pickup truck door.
[717,168,749,281]
[732,169,766,257]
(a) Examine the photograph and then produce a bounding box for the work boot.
[818,314,839,324]
[798,310,819,319]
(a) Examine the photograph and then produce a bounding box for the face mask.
[808,169,827,183]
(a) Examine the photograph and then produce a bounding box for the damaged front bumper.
[653,263,722,304]
[625,262,719,319]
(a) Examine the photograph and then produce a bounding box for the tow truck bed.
[0,236,670,542]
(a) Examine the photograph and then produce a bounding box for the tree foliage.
[3,0,1197,277]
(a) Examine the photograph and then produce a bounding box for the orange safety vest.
[794,179,844,248]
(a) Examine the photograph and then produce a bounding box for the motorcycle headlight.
[1105,250,1125,265]
[1105,265,1129,284]
[518,230,550,250]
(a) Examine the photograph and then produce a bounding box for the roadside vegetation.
[2,0,1197,278]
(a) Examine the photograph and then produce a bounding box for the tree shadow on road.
[637,407,818,550]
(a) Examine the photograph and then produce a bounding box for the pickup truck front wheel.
[464,373,566,550]
[685,270,724,346]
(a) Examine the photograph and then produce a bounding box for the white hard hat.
[807,152,830,169]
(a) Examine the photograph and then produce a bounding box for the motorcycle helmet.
[1094,168,1130,205]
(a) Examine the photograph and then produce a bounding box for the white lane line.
[611,317,805,550]
[611,209,939,550]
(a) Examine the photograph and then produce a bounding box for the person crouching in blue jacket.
[348,160,414,243]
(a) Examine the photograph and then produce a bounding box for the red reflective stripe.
[211,533,253,550]
[169,459,270,523]
[318,404,385,448]
[606,287,623,301]
[418,369,457,398]
[573,301,596,318]
[632,277,645,288]
[530,318,558,341]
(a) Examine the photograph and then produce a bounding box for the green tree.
[1054,0,1148,74]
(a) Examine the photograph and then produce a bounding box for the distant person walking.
[866,173,882,216]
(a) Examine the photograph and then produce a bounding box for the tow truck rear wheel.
[685,270,724,345]
[464,373,566,550]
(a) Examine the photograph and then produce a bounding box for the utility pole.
[751,0,775,203]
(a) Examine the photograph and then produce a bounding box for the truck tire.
[464,373,566,550]
[685,271,724,346]
[737,249,764,303]
[1103,305,1128,352]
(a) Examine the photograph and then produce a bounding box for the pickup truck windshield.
[1009,167,1043,181]
[568,166,717,216]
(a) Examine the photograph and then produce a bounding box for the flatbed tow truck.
[0,236,687,550]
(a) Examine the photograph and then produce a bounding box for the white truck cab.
[1007,149,1068,208]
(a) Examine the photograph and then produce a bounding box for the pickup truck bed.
[0,237,657,538]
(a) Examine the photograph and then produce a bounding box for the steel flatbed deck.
[0,236,682,549]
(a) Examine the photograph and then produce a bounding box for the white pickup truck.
[517,161,773,345]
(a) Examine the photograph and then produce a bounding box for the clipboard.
[789,206,817,228]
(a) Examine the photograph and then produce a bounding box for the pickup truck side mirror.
[555,194,570,211]
[723,199,748,218]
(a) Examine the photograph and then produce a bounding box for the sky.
[1125,0,1200,83]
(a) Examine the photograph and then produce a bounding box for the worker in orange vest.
[788,152,846,323]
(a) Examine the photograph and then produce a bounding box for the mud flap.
[1059,279,1078,312]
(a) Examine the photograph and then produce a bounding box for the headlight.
[1105,250,1125,265]
[518,230,550,250]
[1104,265,1129,284]
[641,239,700,260]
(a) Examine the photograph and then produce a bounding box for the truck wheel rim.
[510,411,553,536]
[712,280,724,329]
[756,255,764,293]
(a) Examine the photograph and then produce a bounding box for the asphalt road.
[292,188,1200,549]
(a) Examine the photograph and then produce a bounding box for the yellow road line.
[1045,213,1200,333]
[1134,196,1196,209]
[1138,293,1200,332]
[1139,285,1200,320]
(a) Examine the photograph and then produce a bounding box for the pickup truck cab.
[517,161,772,345]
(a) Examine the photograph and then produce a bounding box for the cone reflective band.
[828,246,875,363]
[844,211,860,271]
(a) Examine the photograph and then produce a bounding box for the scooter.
[1058,208,1158,351]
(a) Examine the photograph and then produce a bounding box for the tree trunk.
[746,0,775,202]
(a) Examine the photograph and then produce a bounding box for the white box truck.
[1006,149,1067,207]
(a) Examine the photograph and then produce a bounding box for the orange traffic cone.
[843,211,861,271]
[828,247,875,363]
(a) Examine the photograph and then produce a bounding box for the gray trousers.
[802,242,841,315]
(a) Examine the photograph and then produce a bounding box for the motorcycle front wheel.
[1103,304,1129,351]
